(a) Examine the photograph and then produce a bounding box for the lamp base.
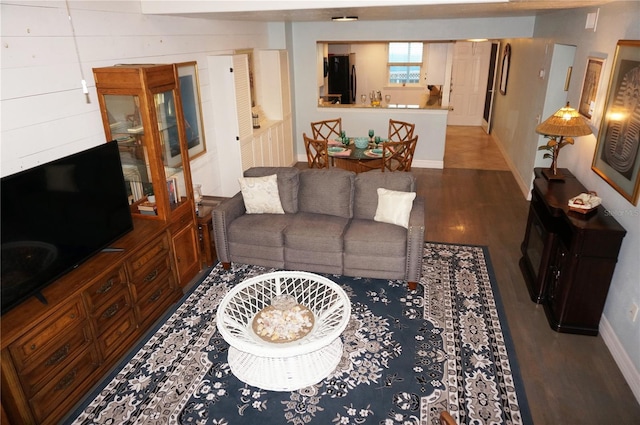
[542,168,565,181]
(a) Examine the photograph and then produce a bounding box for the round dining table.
[328,139,385,173]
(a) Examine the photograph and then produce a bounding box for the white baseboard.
[491,133,532,200]
[600,316,640,404]
[412,159,443,169]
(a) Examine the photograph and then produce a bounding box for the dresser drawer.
[18,323,93,397]
[135,276,176,326]
[29,346,100,424]
[169,204,195,232]
[83,266,128,312]
[131,255,172,293]
[128,235,171,280]
[9,299,86,370]
[91,287,133,336]
[96,309,138,359]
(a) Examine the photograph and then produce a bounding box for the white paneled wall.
[0,0,277,200]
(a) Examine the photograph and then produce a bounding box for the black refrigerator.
[328,54,356,104]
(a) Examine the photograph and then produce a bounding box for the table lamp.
[535,102,592,180]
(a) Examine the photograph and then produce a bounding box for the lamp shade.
[535,102,592,137]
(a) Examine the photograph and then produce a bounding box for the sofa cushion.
[238,174,285,214]
[343,218,408,276]
[374,188,416,228]
[284,212,349,253]
[228,213,293,247]
[344,218,407,257]
[298,169,354,218]
[244,167,299,213]
[353,170,416,220]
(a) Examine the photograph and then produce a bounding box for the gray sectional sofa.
[211,167,425,289]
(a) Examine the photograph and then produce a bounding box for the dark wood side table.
[196,196,228,268]
[196,205,216,267]
[519,168,626,335]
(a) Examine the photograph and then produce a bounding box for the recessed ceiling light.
[332,16,358,22]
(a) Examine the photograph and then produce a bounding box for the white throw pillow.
[239,174,285,214]
[374,188,416,228]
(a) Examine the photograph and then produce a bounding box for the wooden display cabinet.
[93,64,200,288]
[519,168,626,335]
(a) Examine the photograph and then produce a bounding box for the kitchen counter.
[319,103,446,110]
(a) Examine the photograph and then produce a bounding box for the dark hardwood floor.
[296,126,640,423]
[414,167,640,424]
[426,127,640,423]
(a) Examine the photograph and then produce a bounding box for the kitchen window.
[388,42,423,86]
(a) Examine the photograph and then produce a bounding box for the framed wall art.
[176,61,206,161]
[578,57,605,120]
[499,43,511,95]
[591,40,640,206]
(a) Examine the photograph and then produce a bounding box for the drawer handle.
[149,289,162,302]
[101,303,120,319]
[96,279,115,294]
[144,269,159,283]
[45,344,70,367]
[54,368,77,392]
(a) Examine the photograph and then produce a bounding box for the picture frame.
[167,177,179,204]
[176,61,206,161]
[591,40,640,206]
[578,57,605,119]
[499,43,511,95]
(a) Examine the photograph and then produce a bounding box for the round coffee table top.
[216,271,351,358]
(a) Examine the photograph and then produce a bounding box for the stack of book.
[137,201,157,215]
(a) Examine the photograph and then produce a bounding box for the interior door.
[448,41,492,126]
[481,42,500,133]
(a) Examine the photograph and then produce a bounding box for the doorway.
[447,41,492,126]
[481,42,500,133]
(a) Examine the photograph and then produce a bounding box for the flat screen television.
[1,140,134,314]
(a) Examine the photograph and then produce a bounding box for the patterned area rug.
[66,243,531,425]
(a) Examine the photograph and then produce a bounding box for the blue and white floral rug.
[66,242,531,425]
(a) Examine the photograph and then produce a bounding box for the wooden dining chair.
[439,411,458,425]
[311,118,342,141]
[382,135,418,172]
[303,133,330,169]
[388,119,416,142]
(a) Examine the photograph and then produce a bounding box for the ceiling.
[154,0,615,22]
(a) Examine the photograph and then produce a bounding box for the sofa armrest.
[212,193,246,264]
[405,196,425,285]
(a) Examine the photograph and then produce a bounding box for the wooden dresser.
[1,219,182,424]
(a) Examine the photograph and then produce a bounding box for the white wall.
[0,0,283,199]
[289,16,536,165]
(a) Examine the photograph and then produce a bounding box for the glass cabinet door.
[154,89,185,207]
[103,94,153,206]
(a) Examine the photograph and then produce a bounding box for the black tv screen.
[1,141,134,314]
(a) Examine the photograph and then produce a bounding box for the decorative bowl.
[354,137,369,149]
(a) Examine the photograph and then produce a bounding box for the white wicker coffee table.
[216,271,351,391]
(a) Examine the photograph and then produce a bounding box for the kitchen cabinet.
[519,168,626,335]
